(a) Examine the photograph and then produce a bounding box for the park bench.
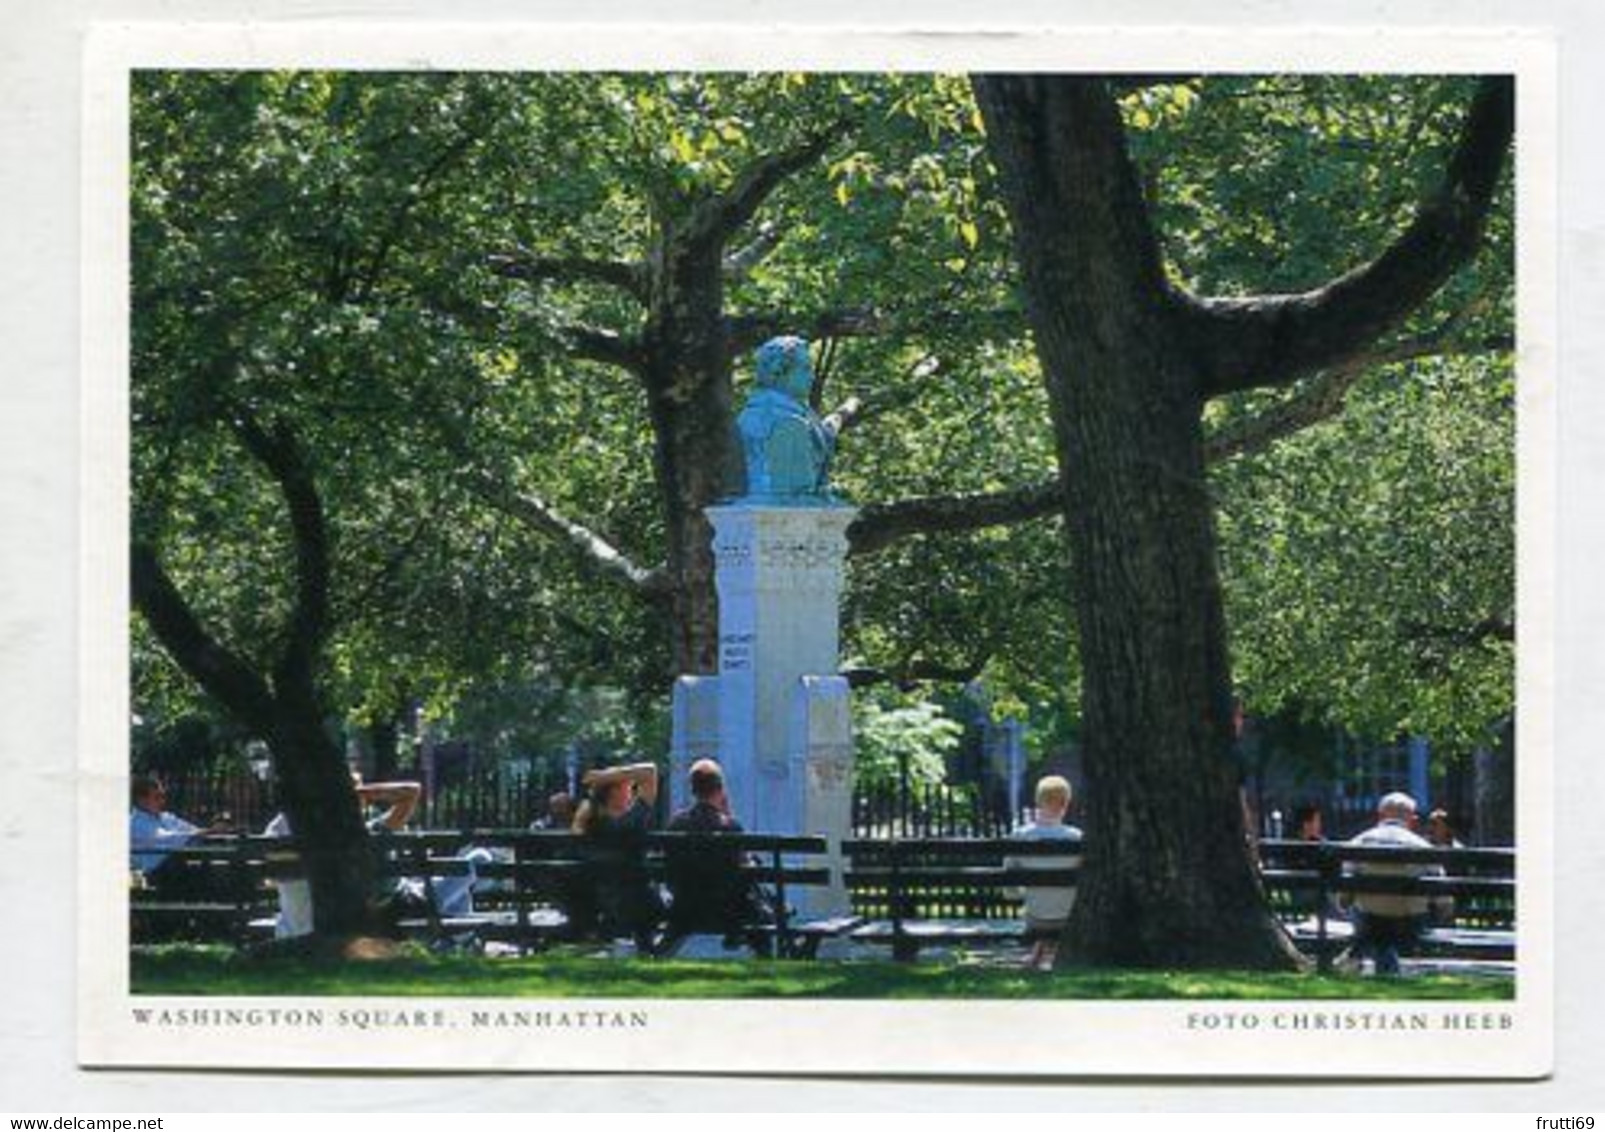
[837,835,1513,968]
[1257,839,1516,970]
[129,838,276,945]
[129,834,514,947]
[841,836,1082,961]
[130,828,841,957]
[468,830,840,957]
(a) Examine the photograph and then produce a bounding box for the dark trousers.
[1352,912,1424,975]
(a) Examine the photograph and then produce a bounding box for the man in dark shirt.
[662,759,774,956]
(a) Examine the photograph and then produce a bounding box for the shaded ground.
[131,945,1515,1001]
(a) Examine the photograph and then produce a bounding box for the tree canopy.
[131,71,1514,870]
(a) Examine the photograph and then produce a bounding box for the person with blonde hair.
[1006,774,1084,971]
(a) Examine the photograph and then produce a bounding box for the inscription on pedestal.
[720,632,754,673]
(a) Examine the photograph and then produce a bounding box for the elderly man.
[1343,791,1450,975]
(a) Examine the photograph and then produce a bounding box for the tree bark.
[640,217,738,675]
[975,74,1306,969]
[132,414,376,938]
[974,73,1511,968]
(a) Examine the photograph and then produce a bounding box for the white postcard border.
[79,21,1557,1077]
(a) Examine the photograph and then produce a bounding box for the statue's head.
[754,335,814,402]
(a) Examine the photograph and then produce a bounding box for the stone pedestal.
[669,676,721,815]
[693,503,857,914]
[791,674,854,916]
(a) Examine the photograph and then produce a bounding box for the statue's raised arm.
[728,335,843,505]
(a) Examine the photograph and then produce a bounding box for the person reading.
[129,774,235,895]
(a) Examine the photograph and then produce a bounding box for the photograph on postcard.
[81,25,1553,1076]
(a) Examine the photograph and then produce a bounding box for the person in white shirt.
[1006,775,1084,971]
[1343,791,1450,975]
[264,772,421,938]
[129,774,226,883]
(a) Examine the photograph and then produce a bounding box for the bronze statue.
[730,335,840,503]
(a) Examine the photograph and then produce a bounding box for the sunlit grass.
[131,945,1514,1001]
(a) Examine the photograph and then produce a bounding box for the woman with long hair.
[573,762,664,954]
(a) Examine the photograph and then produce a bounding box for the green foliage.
[1122,75,1515,754]
[131,70,1513,777]
[1216,354,1514,752]
[851,692,964,789]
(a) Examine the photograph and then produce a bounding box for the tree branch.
[1185,76,1515,397]
[845,329,1512,557]
[1403,614,1515,648]
[726,307,885,355]
[470,473,672,601]
[563,324,647,371]
[684,122,849,250]
[723,221,782,280]
[1204,330,1513,463]
[847,479,1061,557]
[131,541,278,734]
[843,658,989,690]
[488,251,647,301]
[353,125,488,302]
[830,355,943,437]
[726,305,1023,357]
[228,414,332,687]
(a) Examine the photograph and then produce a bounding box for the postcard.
[80,21,1555,1076]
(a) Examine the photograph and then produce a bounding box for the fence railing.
[148,766,1027,838]
[850,779,1025,840]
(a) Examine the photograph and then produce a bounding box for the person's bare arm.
[632,763,659,806]
[358,781,422,831]
[581,763,659,805]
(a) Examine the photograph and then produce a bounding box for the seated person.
[263,771,420,939]
[405,845,494,920]
[573,762,665,954]
[530,791,576,831]
[129,774,228,896]
[1292,803,1325,843]
[661,758,774,956]
[1005,775,1084,971]
[1342,791,1451,975]
[1425,808,1464,848]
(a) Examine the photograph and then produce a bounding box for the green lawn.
[131,945,1514,1001]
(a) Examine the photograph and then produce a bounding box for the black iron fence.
[151,763,586,833]
[850,778,1025,839]
[148,764,1025,838]
[155,768,277,832]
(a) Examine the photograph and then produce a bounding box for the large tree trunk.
[132,415,381,941]
[975,75,1303,969]
[975,73,1510,967]
[1052,331,1297,967]
[642,221,739,676]
[269,704,378,938]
